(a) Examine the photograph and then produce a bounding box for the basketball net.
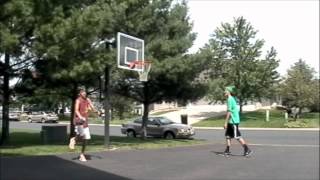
[131,60,151,82]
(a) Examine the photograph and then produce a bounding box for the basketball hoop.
[131,60,151,82]
[117,32,151,82]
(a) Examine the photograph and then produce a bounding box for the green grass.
[0,129,207,157]
[193,110,320,128]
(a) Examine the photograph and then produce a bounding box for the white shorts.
[75,126,91,140]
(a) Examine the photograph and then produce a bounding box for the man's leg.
[79,138,87,162]
[69,126,82,150]
[224,138,231,155]
[237,137,252,156]
[79,127,90,162]
[224,124,233,155]
[69,137,75,150]
[234,124,252,156]
[69,132,77,150]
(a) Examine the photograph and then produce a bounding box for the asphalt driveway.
[1,142,319,180]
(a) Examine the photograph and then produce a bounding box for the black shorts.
[225,123,241,139]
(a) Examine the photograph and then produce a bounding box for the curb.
[193,127,320,131]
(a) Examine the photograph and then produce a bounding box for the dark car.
[121,116,195,139]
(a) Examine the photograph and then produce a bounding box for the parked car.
[121,116,195,139]
[27,111,58,123]
[9,111,22,121]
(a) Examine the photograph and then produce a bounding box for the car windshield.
[158,117,174,125]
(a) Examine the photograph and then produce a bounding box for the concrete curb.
[193,127,320,131]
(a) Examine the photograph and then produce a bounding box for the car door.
[147,118,163,137]
[34,112,42,121]
[132,118,142,135]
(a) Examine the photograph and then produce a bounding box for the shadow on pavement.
[1,155,132,180]
[210,150,245,157]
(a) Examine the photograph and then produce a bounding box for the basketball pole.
[104,65,111,148]
[103,38,115,149]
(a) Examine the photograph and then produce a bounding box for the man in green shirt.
[224,86,252,156]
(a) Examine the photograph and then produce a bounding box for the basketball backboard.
[117,32,144,71]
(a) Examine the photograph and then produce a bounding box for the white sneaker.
[69,137,75,150]
[79,154,87,162]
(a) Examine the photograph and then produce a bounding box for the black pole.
[103,38,115,148]
[0,53,10,145]
[69,83,78,139]
[104,65,111,148]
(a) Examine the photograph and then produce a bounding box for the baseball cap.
[225,86,236,93]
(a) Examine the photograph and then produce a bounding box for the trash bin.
[41,125,67,144]
[181,114,188,125]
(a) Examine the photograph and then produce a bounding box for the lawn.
[193,110,319,128]
[0,129,207,157]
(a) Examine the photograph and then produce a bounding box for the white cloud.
[187,0,319,75]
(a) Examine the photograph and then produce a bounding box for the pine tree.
[0,0,38,144]
[30,0,116,135]
[200,17,279,113]
[112,0,206,139]
[280,59,318,116]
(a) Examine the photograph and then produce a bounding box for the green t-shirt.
[227,96,240,124]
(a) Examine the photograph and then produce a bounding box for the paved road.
[2,121,319,180]
[9,121,319,145]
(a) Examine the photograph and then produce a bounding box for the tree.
[279,59,319,115]
[309,79,320,112]
[112,0,207,139]
[110,94,135,120]
[199,17,279,113]
[1,0,117,143]
[28,0,116,136]
[0,0,38,144]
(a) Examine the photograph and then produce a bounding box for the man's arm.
[87,98,101,115]
[224,112,230,129]
[224,97,232,129]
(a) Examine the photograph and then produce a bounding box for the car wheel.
[127,130,136,138]
[41,118,45,123]
[28,118,32,123]
[164,132,175,139]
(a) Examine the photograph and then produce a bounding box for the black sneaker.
[224,150,231,156]
[244,149,252,156]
